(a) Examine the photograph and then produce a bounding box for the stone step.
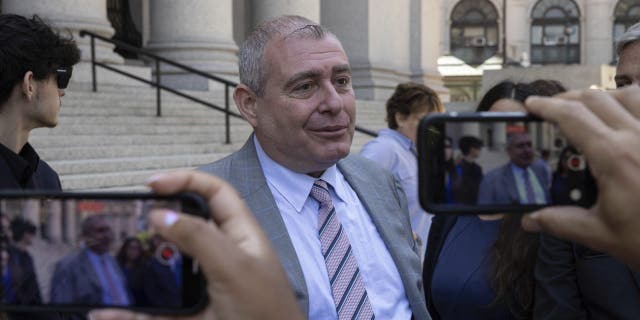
[32,123,253,135]
[36,142,247,161]
[49,153,225,175]
[54,115,246,126]
[29,133,223,147]
[61,168,180,190]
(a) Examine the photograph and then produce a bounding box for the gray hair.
[616,22,640,57]
[238,15,335,97]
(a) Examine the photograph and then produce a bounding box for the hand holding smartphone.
[418,112,598,214]
[0,191,208,315]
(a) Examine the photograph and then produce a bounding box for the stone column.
[322,0,415,100]
[147,0,238,90]
[505,0,530,62]
[2,0,123,64]
[584,0,614,65]
[251,0,320,28]
[415,0,449,102]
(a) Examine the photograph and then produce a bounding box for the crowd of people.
[2,10,640,320]
[0,212,182,310]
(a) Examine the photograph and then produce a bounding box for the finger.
[521,206,611,252]
[524,96,612,157]
[550,89,637,130]
[88,309,162,320]
[607,85,640,119]
[149,209,235,280]
[147,171,265,249]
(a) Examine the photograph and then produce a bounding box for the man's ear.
[20,71,36,101]
[234,84,259,127]
[395,112,408,128]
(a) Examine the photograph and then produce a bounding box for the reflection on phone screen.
[0,198,185,308]
[422,118,596,212]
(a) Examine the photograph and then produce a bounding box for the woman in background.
[360,82,444,260]
[424,81,540,319]
[117,237,148,305]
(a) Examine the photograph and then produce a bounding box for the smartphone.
[0,191,208,314]
[418,112,597,214]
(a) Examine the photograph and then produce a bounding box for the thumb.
[522,206,610,252]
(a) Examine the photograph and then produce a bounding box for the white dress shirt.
[254,136,412,320]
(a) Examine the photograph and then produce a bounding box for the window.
[450,0,499,66]
[613,0,640,59]
[530,0,580,64]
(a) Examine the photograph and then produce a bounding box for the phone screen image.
[418,112,597,214]
[0,193,207,314]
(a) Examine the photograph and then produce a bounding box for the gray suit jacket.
[50,249,128,305]
[199,136,430,319]
[477,161,550,205]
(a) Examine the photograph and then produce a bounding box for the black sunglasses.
[55,66,73,89]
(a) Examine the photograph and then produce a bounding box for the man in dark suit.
[50,215,130,306]
[534,22,640,319]
[199,15,428,320]
[477,132,550,205]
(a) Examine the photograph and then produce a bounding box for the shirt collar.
[0,142,40,186]
[379,128,414,151]
[254,135,346,213]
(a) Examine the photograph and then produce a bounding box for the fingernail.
[521,213,541,232]
[164,210,179,226]
[146,173,167,185]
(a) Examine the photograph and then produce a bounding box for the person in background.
[5,217,41,305]
[533,24,640,319]
[50,215,130,306]
[614,22,640,88]
[360,82,445,259]
[452,136,484,205]
[424,81,540,320]
[116,237,148,305]
[0,14,79,319]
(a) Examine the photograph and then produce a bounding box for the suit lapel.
[338,156,409,251]
[79,250,103,299]
[501,164,520,203]
[227,138,310,314]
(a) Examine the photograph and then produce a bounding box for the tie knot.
[310,179,332,207]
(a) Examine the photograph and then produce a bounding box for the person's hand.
[521,85,640,271]
[89,171,304,320]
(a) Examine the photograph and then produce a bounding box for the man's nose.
[318,83,343,113]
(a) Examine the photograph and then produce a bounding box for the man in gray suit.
[477,132,550,205]
[50,215,130,306]
[199,15,428,320]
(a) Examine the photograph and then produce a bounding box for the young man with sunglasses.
[0,14,80,190]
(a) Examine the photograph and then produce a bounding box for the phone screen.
[0,192,207,314]
[418,112,597,214]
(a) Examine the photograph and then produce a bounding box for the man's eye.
[336,77,351,86]
[288,82,316,98]
[295,83,313,92]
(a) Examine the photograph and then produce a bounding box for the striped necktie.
[310,179,375,320]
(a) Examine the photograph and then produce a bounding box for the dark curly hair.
[386,82,444,129]
[0,14,80,107]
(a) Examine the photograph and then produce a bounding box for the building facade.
[440,0,640,101]
[0,0,448,101]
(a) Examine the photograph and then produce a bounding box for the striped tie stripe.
[310,179,375,320]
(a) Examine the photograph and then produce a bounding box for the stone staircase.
[29,83,386,191]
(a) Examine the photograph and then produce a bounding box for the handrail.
[79,30,377,144]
